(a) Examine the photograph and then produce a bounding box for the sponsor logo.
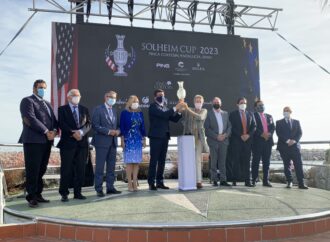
[156,63,170,69]
[192,62,206,71]
[154,80,174,90]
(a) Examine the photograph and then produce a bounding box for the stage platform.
[3,180,330,242]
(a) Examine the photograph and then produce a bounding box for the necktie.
[260,113,268,133]
[241,111,247,135]
[286,119,292,130]
[108,108,114,122]
[41,101,51,116]
[73,106,79,127]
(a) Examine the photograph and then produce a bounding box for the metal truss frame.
[29,0,282,32]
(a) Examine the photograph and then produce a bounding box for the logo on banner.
[142,96,149,104]
[156,63,170,69]
[192,62,206,71]
[154,80,173,90]
[105,34,136,77]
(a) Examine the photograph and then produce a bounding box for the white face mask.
[283,112,291,119]
[239,103,246,111]
[194,103,202,110]
[71,96,81,105]
[131,102,139,110]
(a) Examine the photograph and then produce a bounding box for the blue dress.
[120,110,146,163]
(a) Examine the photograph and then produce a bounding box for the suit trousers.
[59,145,88,196]
[251,140,272,182]
[209,142,228,182]
[94,144,117,192]
[279,146,304,185]
[148,137,169,185]
[23,142,52,201]
[195,139,203,183]
[231,138,252,182]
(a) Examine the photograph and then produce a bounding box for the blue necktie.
[108,108,113,122]
[73,106,79,127]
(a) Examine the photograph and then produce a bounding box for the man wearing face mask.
[251,100,275,187]
[57,89,91,202]
[204,97,232,187]
[228,97,256,187]
[19,79,58,208]
[92,91,122,197]
[148,89,187,190]
[276,107,308,189]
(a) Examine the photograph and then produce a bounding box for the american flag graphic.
[51,22,78,117]
[105,46,117,72]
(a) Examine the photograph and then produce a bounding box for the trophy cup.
[177,81,186,100]
[113,35,128,76]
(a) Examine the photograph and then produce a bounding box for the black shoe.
[220,181,231,187]
[74,194,87,200]
[232,181,237,186]
[286,181,293,188]
[252,180,257,187]
[107,189,122,194]
[245,182,254,187]
[263,182,273,187]
[212,181,218,187]
[97,191,105,197]
[149,184,157,190]
[36,196,50,203]
[156,184,170,189]
[298,184,308,189]
[28,199,38,208]
[61,195,69,202]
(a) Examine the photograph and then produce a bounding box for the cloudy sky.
[0,0,329,144]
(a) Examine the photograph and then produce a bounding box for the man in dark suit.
[57,89,91,202]
[91,90,121,197]
[229,97,256,187]
[19,79,58,208]
[251,100,275,187]
[276,106,308,189]
[148,89,186,190]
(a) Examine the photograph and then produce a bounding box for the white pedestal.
[177,135,196,190]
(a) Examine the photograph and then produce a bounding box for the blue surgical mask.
[107,98,116,106]
[37,88,45,98]
[155,96,165,104]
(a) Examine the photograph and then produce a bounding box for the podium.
[177,135,196,190]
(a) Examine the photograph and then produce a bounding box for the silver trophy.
[113,35,128,76]
[177,81,186,100]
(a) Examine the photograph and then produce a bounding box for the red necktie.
[241,111,247,135]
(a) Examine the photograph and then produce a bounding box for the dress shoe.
[245,182,254,187]
[232,181,237,186]
[156,184,170,189]
[28,199,38,208]
[74,194,87,200]
[107,189,122,194]
[196,183,203,189]
[36,196,50,203]
[149,184,157,190]
[286,181,293,188]
[212,181,218,187]
[220,181,231,187]
[263,182,273,187]
[298,184,308,189]
[61,195,69,202]
[97,191,105,197]
[251,180,257,187]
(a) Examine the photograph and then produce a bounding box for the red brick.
[128,230,147,242]
[148,230,167,242]
[76,226,94,241]
[23,223,36,237]
[291,223,303,237]
[93,228,109,242]
[168,231,189,242]
[60,225,75,240]
[277,224,292,239]
[46,223,60,238]
[262,225,277,240]
[315,219,328,233]
[0,225,23,239]
[110,229,129,242]
[327,218,330,230]
[245,227,261,242]
[302,221,315,236]
[190,229,209,242]
[226,228,244,242]
[209,228,226,242]
[37,223,46,236]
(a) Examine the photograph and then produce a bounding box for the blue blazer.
[148,102,182,139]
[19,95,58,144]
[276,118,302,151]
[91,104,119,148]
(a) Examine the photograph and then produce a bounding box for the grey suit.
[204,109,232,182]
[91,104,120,192]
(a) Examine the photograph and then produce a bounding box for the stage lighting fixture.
[207,3,219,32]
[225,0,235,35]
[86,0,91,23]
[168,0,179,29]
[106,0,114,24]
[187,1,198,31]
[128,0,134,25]
[150,0,159,28]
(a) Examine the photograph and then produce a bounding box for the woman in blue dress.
[120,95,146,191]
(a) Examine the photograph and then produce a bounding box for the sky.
[0,0,329,144]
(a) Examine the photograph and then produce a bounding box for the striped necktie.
[72,106,79,127]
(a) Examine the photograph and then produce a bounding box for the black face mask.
[213,104,220,110]
[256,105,265,113]
[155,96,164,103]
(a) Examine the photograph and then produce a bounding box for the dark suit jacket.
[148,102,182,139]
[229,110,256,143]
[19,95,58,144]
[57,104,91,149]
[253,112,275,146]
[276,118,302,151]
[91,104,120,148]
